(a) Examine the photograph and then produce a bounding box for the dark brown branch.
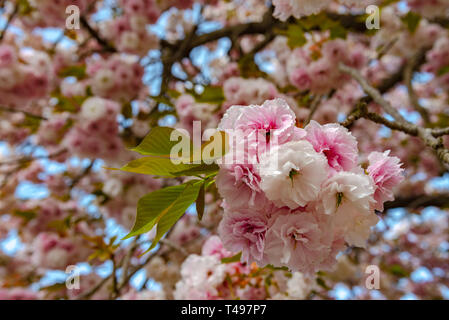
[384,194,449,210]
[305,95,323,125]
[339,63,408,124]
[80,16,116,53]
[0,4,17,42]
[69,160,94,189]
[0,105,48,121]
[404,51,430,124]
[340,64,449,165]
[432,127,449,137]
[0,148,68,167]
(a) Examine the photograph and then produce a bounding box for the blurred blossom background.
[0,0,448,300]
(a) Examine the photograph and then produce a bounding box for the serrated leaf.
[196,182,205,221]
[221,252,242,264]
[124,181,202,246]
[170,163,219,177]
[120,156,193,177]
[132,127,192,156]
[128,128,228,174]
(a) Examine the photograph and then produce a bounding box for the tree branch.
[339,63,408,125]
[384,194,449,210]
[0,4,17,42]
[404,51,430,124]
[340,64,449,166]
[80,16,116,53]
[0,105,47,121]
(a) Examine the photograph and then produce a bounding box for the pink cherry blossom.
[218,208,269,264]
[259,140,328,209]
[264,210,335,274]
[367,150,405,211]
[305,120,359,173]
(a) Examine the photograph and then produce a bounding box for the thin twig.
[0,4,17,42]
[304,95,323,125]
[80,16,116,52]
[69,160,94,188]
[0,105,48,121]
[339,63,407,125]
[160,238,188,257]
[0,148,68,167]
[404,52,430,124]
[340,64,449,166]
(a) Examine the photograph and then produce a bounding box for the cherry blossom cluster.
[64,97,125,162]
[16,0,93,28]
[216,98,404,274]
[2,0,449,301]
[423,36,449,89]
[99,1,160,56]
[0,44,53,107]
[174,235,316,300]
[86,55,146,102]
[175,94,220,135]
[287,39,366,94]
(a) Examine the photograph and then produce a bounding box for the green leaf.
[13,210,37,221]
[437,65,449,76]
[389,264,409,277]
[265,264,289,271]
[39,282,67,292]
[52,93,86,113]
[299,14,326,30]
[123,181,202,247]
[188,86,225,104]
[132,127,192,156]
[120,156,193,177]
[221,252,242,264]
[170,163,219,177]
[122,103,133,119]
[151,95,174,107]
[167,89,181,99]
[276,24,307,48]
[121,128,227,177]
[238,54,266,78]
[329,25,347,40]
[17,0,33,15]
[401,11,421,33]
[298,13,346,39]
[58,65,87,80]
[316,277,330,290]
[196,182,206,221]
